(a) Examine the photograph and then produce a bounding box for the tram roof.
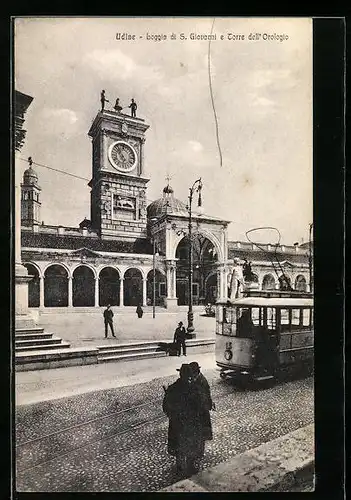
[220,297,313,307]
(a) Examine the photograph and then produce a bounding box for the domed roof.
[147,184,187,218]
[23,166,38,185]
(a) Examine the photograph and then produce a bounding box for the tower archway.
[175,235,218,306]
[44,264,68,307]
[72,266,95,307]
[99,267,120,306]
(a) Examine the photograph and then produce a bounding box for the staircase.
[97,338,215,364]
[15,327,71,353]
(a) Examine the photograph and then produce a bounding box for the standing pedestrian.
[174,321,187,356]
[103,304,116,338]
[163,364,211,475]
[189,361,214,453]
[136,303,143,318]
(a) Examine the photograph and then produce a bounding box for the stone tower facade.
[88,109,150,240]
[21,166,41,227]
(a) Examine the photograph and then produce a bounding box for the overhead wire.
[208,17,223,168]
[245,226,293,290]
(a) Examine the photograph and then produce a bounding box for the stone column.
[68,276,73,307]
[217,270,221,301]
[171,264,177,299]
[142,278,147,307]
[94,277,99,307]
[119,279,124,307]
[165,260,178,309]
[39,276,44,308]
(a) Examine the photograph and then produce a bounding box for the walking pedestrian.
[163,364,212,475]
[174,321,187,356]
[136,303,143,318]
[103,304,116,338]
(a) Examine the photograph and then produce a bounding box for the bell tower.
[88,105,150,240]
[21,164,41,227]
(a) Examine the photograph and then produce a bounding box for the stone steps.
[15,338,71,352]
[15,337,215,371]
[101,351,167,363]
[97,338,215,363]
[15,332,54,341]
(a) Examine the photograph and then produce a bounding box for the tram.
[215,292,314,382]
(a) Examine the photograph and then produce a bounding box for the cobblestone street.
[16,366,314,492]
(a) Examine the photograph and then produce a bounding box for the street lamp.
[186,178,203,336]
[150,217,160,319]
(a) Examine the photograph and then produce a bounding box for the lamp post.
[150,217,159,319]
[186,178,203,335]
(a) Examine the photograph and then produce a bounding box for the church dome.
[147,184,187,218]
[23,166,38,185]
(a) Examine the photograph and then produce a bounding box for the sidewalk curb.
[160,424,314,492]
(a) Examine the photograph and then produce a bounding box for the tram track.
[16,370,312,475]
[16,383,234,473]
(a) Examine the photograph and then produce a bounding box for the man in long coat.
[189,362,214,440]
[163,364,212,474]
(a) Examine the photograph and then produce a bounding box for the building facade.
[21,107,310,310]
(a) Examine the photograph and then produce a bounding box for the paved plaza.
[16,357,314,492]
[36,307,214,347]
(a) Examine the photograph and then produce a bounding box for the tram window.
[302,308,309,326]
[266,307,276,330]
[251,307,260,326]
[292,309,300,326]
[280,309,289,330]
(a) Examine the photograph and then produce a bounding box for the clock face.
[108,141,137,172]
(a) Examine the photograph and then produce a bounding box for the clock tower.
[88,108,150,240]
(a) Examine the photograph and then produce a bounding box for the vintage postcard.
[14,17,316,493]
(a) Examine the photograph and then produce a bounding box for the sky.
[14,17,313,245]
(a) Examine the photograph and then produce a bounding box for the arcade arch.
[124,268,143,306]
[146,269,166,306]
[24,263,40,307]
[72,266,95,307]
[295,274,307,291]
[99,267,120,306]
[262,273,276,290]
[44,264,68,307]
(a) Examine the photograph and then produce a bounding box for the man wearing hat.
[229,257,245,299]
[173,321,187,356]
[163,363,210,475]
